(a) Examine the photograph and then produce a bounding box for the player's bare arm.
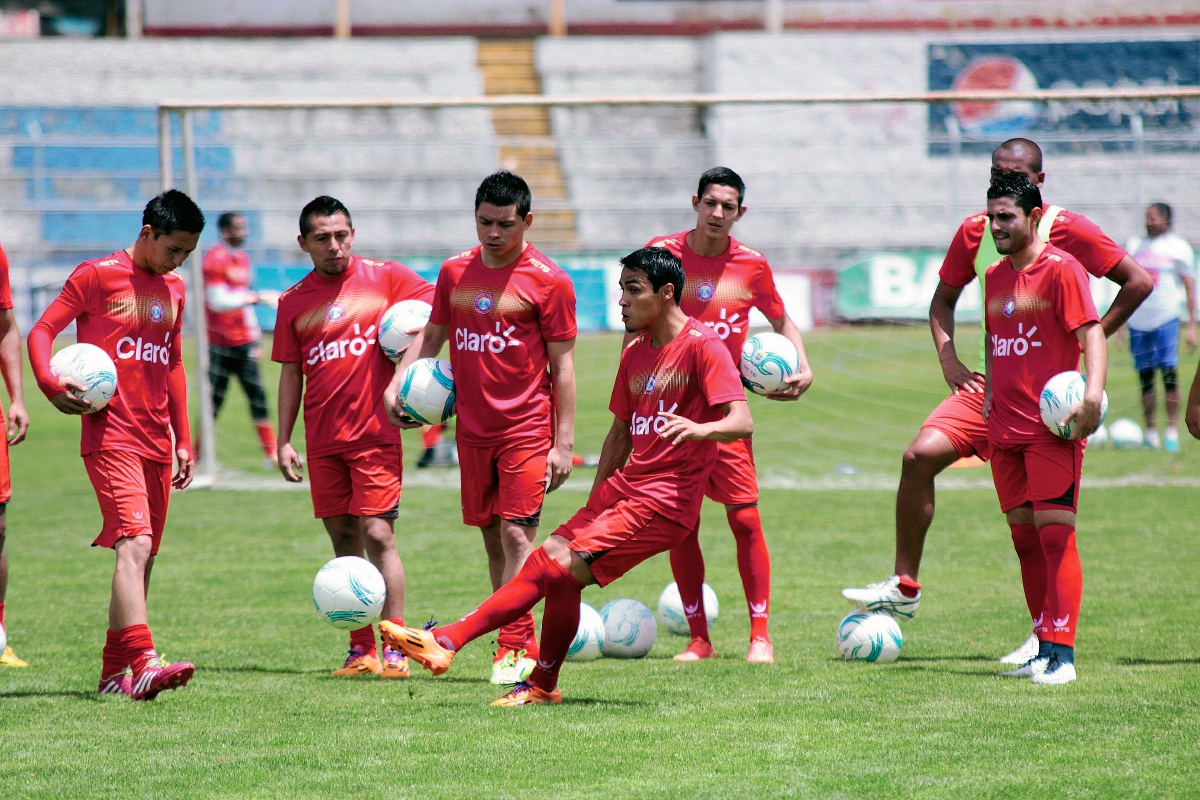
[1184,360,1200,439]
[658,399,753,445]
[0,307,27,444]
[49,378,94,415]
[545,338,576,492]
[1182,268,1197,350]
[764,313,813,400]
[591,416,633,492]
[387,322,448,427]
[1063,321,1107,440]
[276,361,305,482]
[981,338,993,423]
[930,281,984,394]
[1098,255,1153,337]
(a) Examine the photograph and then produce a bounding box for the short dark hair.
[299,196,352,236]
[1150,202,1173,225]
[621,247,685,305]
[987,173,1043,216]
[143,190,205,236]
[475,170,532,218]
[994,138,1044,173]
[697,166,745,206]
[218,212,244,230]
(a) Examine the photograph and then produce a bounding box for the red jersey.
[985,245,1100,445]
[647,232,786,363]
[0,242,13,310]
[29,250,189,463]
[430,244,577,445]
[606,318,746,526]
[202,243,259,348]
[272,256,434,459]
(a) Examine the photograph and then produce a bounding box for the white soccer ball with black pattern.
[739,332,800,395]
[1039,370,1109,440]
[377,300,432,363]
[312,556,386,630]
[565,602,605,662]
[599,598,657,658]
[397,357,456,425]
[837,610,903,663]
[49,342,118,412]
[657,581,719,637]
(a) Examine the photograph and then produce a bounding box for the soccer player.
[28,190,202,700]
[390,171,577,684]
[0,240,29,668]
[381,247,753,705]
[842,138,1151,666]
[982,173,1106,685]
[1124,202,1196,452]
[202,211,280,466]
[274,196,434,680]
[645,166,812,664]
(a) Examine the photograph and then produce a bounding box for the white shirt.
[1126,231,1195,331]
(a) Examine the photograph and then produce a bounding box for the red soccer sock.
[421,424,446,450]
[1010,523,1046,631]
[669,525,710,643]
[349,625,376,655]
[497,610,540,660]
[436,548,555,653]
[527,559,584,693]
[254,420,277,460]
[897,575,922,598]
[101,629,126,680]
[1039,523,1082,647]
[728,505,771,641]
[119,624,158,676]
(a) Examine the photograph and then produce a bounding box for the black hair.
[475,170,532,218]
[299,196,352,236]
[987,173,1043,216]
[218,211,244,230]
[995,138,1044,173]
[142,189,205,236]
[621,247,685,305]
[697,166,745,206]
[1150,202,1173,225]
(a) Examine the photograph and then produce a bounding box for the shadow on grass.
[0,690,103,701]
[1117,657,1200,666]
[202,665,330,676]
[561,697,653,707]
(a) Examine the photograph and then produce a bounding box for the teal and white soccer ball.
[657,582,719,637]
[377,300,432,363]
[565,602,605,662]
[398,358,456,425]
[312,556,386,630]
[49,342,118,413]
[1087,423,1108,449]
[0,622,6,654]
[1039,370,1109,439]
[599,598,657,658]
[1109,417,1143,449]
[739,332,800,395]
[837,610,903,663]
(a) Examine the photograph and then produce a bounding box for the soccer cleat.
[131,657,195,701]
[746,638,775,664]
[1165,428,1181,453]
[1145,429,1161,450]
[841,575,921,619]
[1031,656,1077,685]
[380,646,411,679]
[379,620,454,676]
[490,648,536,684]
[1001,655,1049,679]
[673,638,715,662]
[999,633,1040,665]
[1,645,29,667]
[332,647,382,676]
[97,667,133,696]
[490,681,563,707]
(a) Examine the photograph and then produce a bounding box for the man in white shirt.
[1126,202,1196,452]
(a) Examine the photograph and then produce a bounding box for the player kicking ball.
[28,191,202,700]
[382,247,752,706]
[274,196,434,680]
[982,174,1106,685]
[646,167,813,663]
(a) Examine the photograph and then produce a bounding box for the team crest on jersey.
[1002,297,1016,318]
[644,374,657,395]
[148,299,165,323]
[474,293,494,314]
[326,302,347,322]
[696,281,715,302]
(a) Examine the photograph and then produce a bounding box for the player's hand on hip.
[941,358,985,394]
[50,379,94,415]
[278,443,304,482]
[545,443,574,493]
[656,412,706,444]
[172,448,195,490]
[6,401,28,445]
[1065,398,1102,440]
[766,367,813,401]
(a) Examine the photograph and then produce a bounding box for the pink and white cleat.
[746,638,775,663]
[97,667,132,696]
[131,657,195,701]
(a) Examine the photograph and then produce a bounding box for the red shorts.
[307,445,402,519]
[458,437,549,527]
[0,405,10,504]
[989,438,1085,514]
[84,450,172,556]
[555,480,691,587]
[704,437,758,505]
[922,383,991,461]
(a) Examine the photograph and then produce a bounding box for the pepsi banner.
[928,40,1200,155]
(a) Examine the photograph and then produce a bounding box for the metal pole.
[181,110,219,484]
[126,0,142,39]
[945,113,961,218]
[334,0,351,38]
[764,0,783,33]
[1132,112,1145,222]
[158,107,172,190]
[549,0,567,37]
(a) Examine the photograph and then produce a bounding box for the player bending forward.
[382,247,752,706]
[647,166,812,663]
[275,196,434,679]
[843,137,1150,666]
[29,191,201,699]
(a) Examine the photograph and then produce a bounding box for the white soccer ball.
[377,300,432,363]
[836,610,903,663]
[0,622,6,654]
[739,332,800,395]
[599,598,657,658]
[657,582,719,637]
[565,602,605,662]
[1039,370,1109,440]
[49,342,118,413]
[1109,417,1144,450]
[312,556,386,630]
[1087,423,1108,449]
[397,357,456,425]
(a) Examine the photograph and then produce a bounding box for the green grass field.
[2,327,1199,798]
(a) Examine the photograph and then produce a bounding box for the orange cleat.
[746,638,775,663]
[490,681,563,707]
[379,621,454,676]
[673,637,715,662]
[380,646,410,679]
[332,647,382,676]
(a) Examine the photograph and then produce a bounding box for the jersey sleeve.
[1170,237,1196,279]
[696,335,747,406]
[1053,214,1126,278]
[389,262,436,305]
[270,295,303,363]
[429,262,454,326]
[1057,258,1101,332]
[608,349,634,421]
[539,270,578,342]
[202,246,228,285]
[939,217,985,288]
[29,262,98,399]
[751,261,787,320]
[0,242,12,310]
